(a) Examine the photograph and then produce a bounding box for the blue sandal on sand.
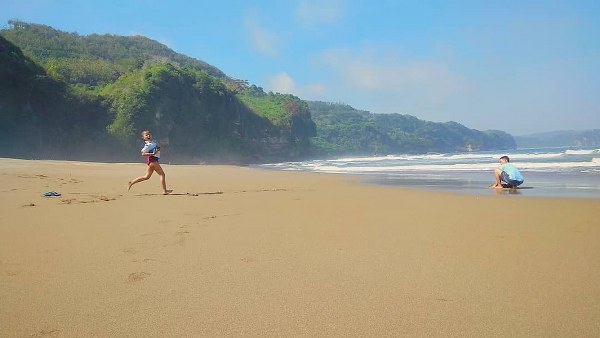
[43,191,61,197]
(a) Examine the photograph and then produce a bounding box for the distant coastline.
[515,129,600,148]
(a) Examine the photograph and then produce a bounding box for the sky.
[2,0,599,135]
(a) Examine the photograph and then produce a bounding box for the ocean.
[257,147,600,199]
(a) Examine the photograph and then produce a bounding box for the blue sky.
[2,0,599,135]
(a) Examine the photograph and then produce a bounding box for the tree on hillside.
[1,20,227,83]
[308,101,516,155]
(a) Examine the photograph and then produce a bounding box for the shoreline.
[252,166,600,200]
[2,158,600,337]
[4,154,599,200]
[360,171,600,199]
[254,146,600,200]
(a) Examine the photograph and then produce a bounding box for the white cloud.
[266,72,327,97]
[321,48,466,97]
[244,18,280,57]
[315,47,470,114]
[267,72,296,93]
[296,0,346,27]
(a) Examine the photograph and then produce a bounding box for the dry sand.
[1,158,599,337]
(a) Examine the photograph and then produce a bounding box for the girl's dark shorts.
[146,156,159,165]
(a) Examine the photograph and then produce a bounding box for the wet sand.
[1,158,599,337]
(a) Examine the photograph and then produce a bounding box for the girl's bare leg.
[151,163,171,194]
[128,165,155,191]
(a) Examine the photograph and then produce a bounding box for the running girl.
[128,130,171,194]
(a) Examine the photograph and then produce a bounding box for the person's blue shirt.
[501,163,523,182]
[141,141,160,158]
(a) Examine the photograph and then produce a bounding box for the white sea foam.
[326,151,565,164]
[328,155,414,162]
[519,160,600,171]
[271,159,600,174]
[258,148,600,197]
[259,148,600,176]
[504,153,565,160]
[565,149,600,155]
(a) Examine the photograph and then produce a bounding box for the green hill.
[0,30,314,163]
[101,64,316,162]
[1,20,517,163]
[308,101,516,156]
[1,20,226,86]
[0,34,109,159]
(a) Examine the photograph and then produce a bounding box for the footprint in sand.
[140,231,161,237]
[122,247,137,254]
[58,178,81,184]
[436,298,454,302]
[175,230,191,246]
[202,215,218,223]
[59,194,117,204]
[128,272,150,282]
[30,329,61,337]
[131,258,157,263]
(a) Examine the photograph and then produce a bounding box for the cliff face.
[0,33,313,163]
[0,35,111,159]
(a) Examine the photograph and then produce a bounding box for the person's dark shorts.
[501,171,523,187]
[146,156,159,165]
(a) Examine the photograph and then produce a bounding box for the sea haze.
[257,147,600,199]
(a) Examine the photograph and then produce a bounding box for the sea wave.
[327,151,565,164]
[266,159,600,174]
[329,155,414,163]
[259,148,600,176]
[565,149,600,155]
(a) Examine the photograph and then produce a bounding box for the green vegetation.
[237,86,290,128]
[309,101,516,156]
[2,20,225,84]
[100,64,315,161]
[0,34,109,160]
[1,20,517,163]
[236,85,316,142]
[0,24,313,163]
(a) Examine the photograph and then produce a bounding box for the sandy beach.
[1,158,599,337]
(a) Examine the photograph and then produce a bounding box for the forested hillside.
[0,34,109,159]
[309,101,516,155]
[1,20,517,163]
[101,64,315,162]
[0,21,315,163]
[1,20,226,85]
